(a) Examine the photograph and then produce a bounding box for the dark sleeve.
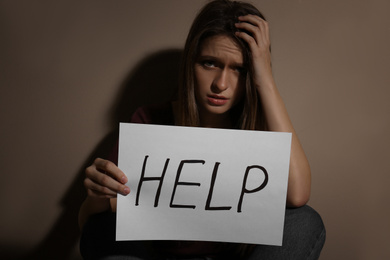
[130,103,174,125]
[129,106,151,124]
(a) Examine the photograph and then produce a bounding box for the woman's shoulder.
[130,102,175,125]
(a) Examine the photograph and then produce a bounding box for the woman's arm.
[235,15,311,207]
[78,158,129,229]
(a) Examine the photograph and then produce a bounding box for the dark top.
[130,102,175,126]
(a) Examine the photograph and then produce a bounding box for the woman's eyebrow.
[231,61,244,67]
[197,55,243,67]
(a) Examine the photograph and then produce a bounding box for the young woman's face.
[194,35,245,119]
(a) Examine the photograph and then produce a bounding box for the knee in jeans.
[297,205,326,243]
[304,206,325,233]
[286,205,326,239]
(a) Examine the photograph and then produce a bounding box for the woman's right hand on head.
[84,158,130,198]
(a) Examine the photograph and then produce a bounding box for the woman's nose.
[212,70,229,92]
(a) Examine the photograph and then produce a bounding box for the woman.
[79,0,325,259]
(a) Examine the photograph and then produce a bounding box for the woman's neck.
[171,101,232,128]
[199,110,232,129]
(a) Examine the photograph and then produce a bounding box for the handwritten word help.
[135,156,268,213]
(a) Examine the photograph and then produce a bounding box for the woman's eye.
[234,67,245,74]
[203,61,215,67]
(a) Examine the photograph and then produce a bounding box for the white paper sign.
[116,123,291,246]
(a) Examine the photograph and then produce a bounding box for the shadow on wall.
[14,49,183,260]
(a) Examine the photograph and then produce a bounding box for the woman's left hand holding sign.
[84,158,130,198]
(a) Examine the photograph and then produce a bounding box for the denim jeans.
[80,205,325,260]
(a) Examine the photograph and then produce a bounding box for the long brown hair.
[177,0,267,130]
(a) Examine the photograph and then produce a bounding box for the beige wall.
[1,0,389,259]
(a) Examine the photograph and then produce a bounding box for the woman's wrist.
[79,196,111,229]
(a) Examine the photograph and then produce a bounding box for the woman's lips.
[207,95,229,106]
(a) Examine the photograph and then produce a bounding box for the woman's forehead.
[199,35,244,63]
